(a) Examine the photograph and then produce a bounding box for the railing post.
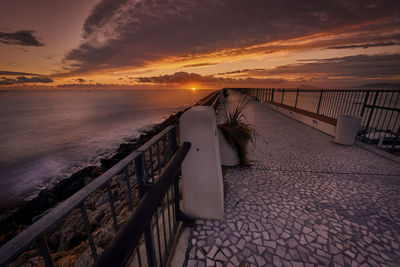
[169,127,178,154]
[364,91,379,132]
[317,90,323,114]
[134,152,157,267]
[80,203,98,260]
[37,234,55,267]
[106,183,119,232]
[281,89,285,104]
[125,167,134,210]
[295,88,299,108]
[360,91,370,116]
[272,88,275,103]
[135,152,149,198]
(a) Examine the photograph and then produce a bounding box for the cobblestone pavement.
[186,95,400,266]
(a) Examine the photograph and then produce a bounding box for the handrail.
[226,87,400,93]
[93,142,191,267]
[197,90,220,107]
[0,125,175,266]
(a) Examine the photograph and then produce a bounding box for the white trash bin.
[335,115,362,145]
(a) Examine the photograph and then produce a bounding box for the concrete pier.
[186,93,400,266]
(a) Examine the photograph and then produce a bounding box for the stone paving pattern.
[186,93,400,266]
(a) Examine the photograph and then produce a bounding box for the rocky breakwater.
[0,108,188,267]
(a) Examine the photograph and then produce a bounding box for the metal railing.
[0,90,220,267]
[93,142,191,267]
[196,90,220,110]
[0,125,179,267]
[232,88,400,153]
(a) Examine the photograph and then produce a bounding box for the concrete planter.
[218,128,240,166]
[335,115,362,145]
[180,106,224,220]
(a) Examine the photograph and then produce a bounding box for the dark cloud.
[0,71,42,76]
[0,31,44,46]
[0,76,53,85]
[182,63,218,68]
[222,53,400,79]
[327,41,400,50]
[73,78,86,83]
[66,0,400,72]
[136,71,286,85]
[269,53,400,78]
[360,82,400,88]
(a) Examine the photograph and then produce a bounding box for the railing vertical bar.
[388,93,400,135]
[294,90,297,108]
[143,218,157,267]
[272,88,275,103]
[169,127,178,154]
[335,91,344,118]
[171,187,177,233]
[357,91,364,116]
[155,210,163,267]
[161,203,168,251]
[379,91,394,136]
[281,89,285,104]
[324,90,332,116]
[107,183,119,232]
[329,91,336,118]
[135,152,148,197]
[125,167,134,211]
[343,92,351,115]
[365,91,380,136]
[347,91,357,115]
[338,91,347,117]
[316,90,323,114]
[163,134,169,164]
[342,91,350,115]
[319,89,328,115]
[166,188,173,243]
[349,91,358,116]
[136,246,143,267]
[374,92,390,143]
[80,203,98,260]
[325,91,331,117]
[156,141,162,175]
[149,146,155,182]
[360,91,370,117]
[37,234,55,267]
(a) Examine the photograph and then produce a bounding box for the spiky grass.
[219,94,255,166]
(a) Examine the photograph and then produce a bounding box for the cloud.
[270,53,400,78]
[66,0,400,73]
[0,31,44,46]
[221,53,400,79]
[73,78,87,83]
[182,62,218,68]
[327,41,400,50]
[0,76,53,85]
[0,71,42,76]
[136,71,286,85]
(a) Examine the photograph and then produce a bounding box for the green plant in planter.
[219,95,255,166]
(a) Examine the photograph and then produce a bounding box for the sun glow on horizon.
[191,87,196,90]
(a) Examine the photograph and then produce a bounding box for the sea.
[0,89,212,207]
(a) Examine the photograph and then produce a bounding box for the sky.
[0,0,400,89]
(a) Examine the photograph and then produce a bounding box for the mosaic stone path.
[186,95,400,266]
